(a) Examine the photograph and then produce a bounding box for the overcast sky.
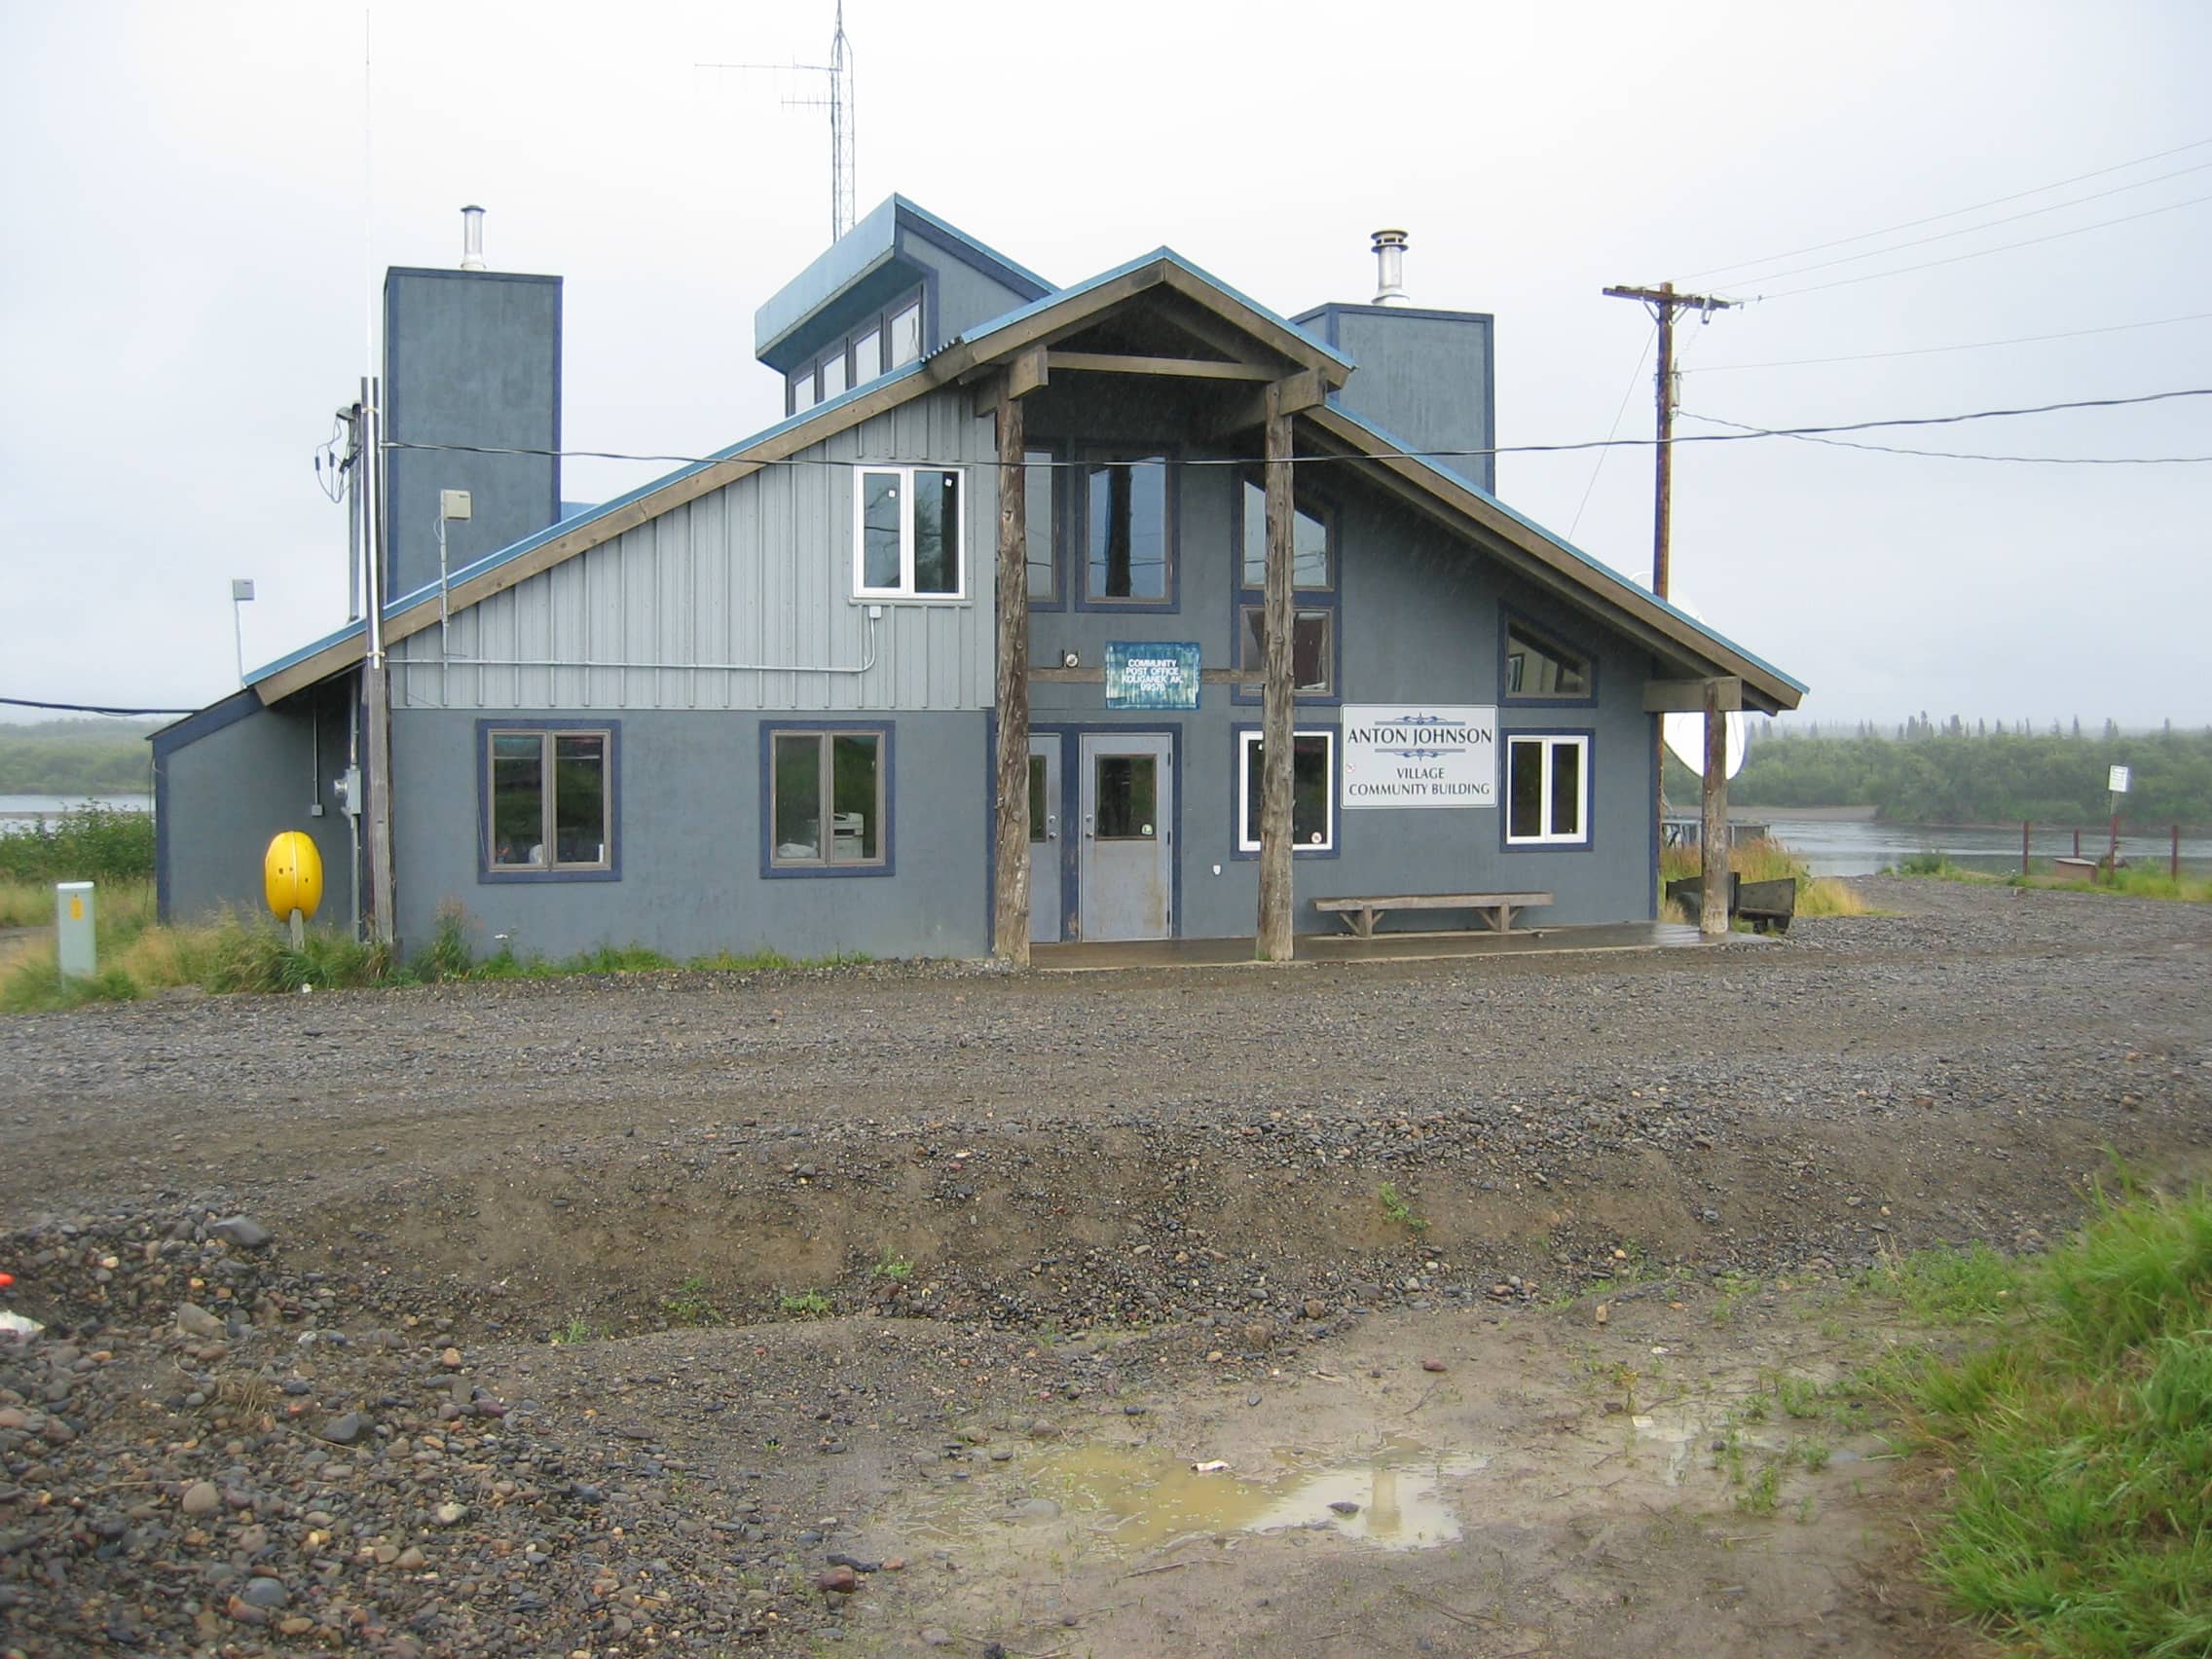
[4,1,2208,728]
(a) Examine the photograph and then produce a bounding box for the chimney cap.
[1371,227,1410,307]
[460,204,488,272]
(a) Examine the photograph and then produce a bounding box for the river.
[1761,815,2212,878]
[0,794,154,824]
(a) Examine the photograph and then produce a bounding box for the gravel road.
[1,876,2207,1657]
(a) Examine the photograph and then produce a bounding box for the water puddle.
[1016,1435,1487,1553]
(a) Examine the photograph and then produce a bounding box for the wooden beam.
[1642,677,1741,714]
[1046,350,1274,381]
[1256,397,1296,963]
[991,376,1032,967]
[1213,367,1328,435]
[1007,344,1050,401]
[1700,677,1730,940]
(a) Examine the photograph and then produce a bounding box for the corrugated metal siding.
[392,388,1000,712]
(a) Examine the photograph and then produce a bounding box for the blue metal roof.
[754,195,1054,363]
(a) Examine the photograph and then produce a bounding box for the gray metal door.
[1079,731,1172,940]
[1028,734,1062,944]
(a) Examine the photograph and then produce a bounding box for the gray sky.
[4,1,2208,727]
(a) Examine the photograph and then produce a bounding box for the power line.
[1689,311,2212,373]
[384,387,2212,469]
[1724,159,2212,287]
[1678,411,2212,464]
[0,697,200,717]
[1760,191,2212,299]
[1568,322,1655,539]
[1683,134,2212,281]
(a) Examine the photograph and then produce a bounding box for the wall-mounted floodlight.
[231,578,256,684]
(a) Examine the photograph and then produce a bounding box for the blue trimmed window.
[764,724,893,876]
[1080,451,1176,608]
[1235,479,1338,701]
[480,722,619,881]
[1503,619,1593,702]
[1024,446,1062,607]
[1504,733,1589,846]
[1234,726,1338,855]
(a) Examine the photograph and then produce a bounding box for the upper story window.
[855,466,964,599]
[1235,479,1337,699]
[1504,620,1592,700]
[1083,452,1173,606]
[1024,447,1060,604]
[788,286,926,416]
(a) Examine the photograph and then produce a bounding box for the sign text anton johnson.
[1340,705,1498,809]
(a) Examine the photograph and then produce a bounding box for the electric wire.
[381,387,2212,470]
[1719,160,2212,286]
[1688,311,2212,373]
[1,697,200,717]
[1759,191,2212,299]
[1677,411,2212,464]
[1568,322,1655,539]
[1682,134,2212,281]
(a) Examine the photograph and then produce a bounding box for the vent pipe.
[460,204,487,271]
[1371,228,1410,306]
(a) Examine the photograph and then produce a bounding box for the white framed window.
[1235,728,1336,853]
[853,465,965,599]
[1505,733,1589,845]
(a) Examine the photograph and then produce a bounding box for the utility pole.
[1604,281,1735,930]
[1600,281,1736,599]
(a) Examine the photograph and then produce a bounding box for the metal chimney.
[460,204,487,271]
[1371,228,1410,306]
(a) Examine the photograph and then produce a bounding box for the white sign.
[1341,705,1496,809]
[2109,764,2131,793]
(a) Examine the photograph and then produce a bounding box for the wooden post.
[2174,824,2182,882]
[2021,821,2031,879]
[990,370,1033,965]
[1699,678,1729,939]
[1255,398,1296,962]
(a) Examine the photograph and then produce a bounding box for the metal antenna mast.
[697,3,857,242]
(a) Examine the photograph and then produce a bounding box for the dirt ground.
[2,877,2208,1657]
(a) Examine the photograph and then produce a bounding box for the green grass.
[777,1288,832,1317]
[1377,1181,1428,1234]
[871,1251,915,1282]
[661,1275,726,1327]
[1874,1185,2212,1656]
[1,884,882,1014]
[0,803,154,884]
[550,1316,601,1346]
[1893,851,2212,903]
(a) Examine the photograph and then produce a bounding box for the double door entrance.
[1026,729,1173,943]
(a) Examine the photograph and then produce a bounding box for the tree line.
[0,720,161,796]
[1668,722,2212,827]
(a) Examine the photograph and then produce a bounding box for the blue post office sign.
[1104,642,1201,710]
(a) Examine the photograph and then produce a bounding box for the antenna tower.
[697,3,857,242]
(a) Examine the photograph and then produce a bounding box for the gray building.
[155,200,1803,961]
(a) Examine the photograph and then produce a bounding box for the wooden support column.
[990,350,1046,964]
[1255,393,1297,962]
[1699,677,1730,939]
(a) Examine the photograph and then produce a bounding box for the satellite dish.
[1659,594,1747,779]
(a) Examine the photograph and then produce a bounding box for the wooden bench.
[1313,891,1554,939]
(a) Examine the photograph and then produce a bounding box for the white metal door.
[1028,734,1062,944]
[1078,731,1172,940]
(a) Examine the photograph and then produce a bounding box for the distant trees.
[0,721,159,796]
[1669,722,2212,826]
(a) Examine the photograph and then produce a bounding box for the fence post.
[2073,828,2081,859]
[2021,821,2030,879]
[2175,825,2183,882]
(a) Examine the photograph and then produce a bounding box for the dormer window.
[1503,619,1593,701]
[787,286,927,416]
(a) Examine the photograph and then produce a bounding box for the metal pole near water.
[55,882,94,980]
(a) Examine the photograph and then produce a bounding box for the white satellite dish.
[1659,595,1747,779]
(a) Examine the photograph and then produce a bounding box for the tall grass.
[1659,832,1867,918]
[1892,851,2212,903]
[0,893,869,1014]
[1875,1186,2212,1655]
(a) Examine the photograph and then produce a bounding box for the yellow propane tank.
[264,831,324,921]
